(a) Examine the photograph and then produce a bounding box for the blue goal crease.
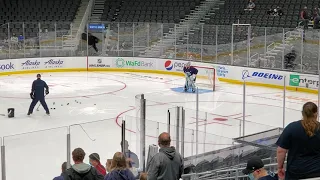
[170,87,213,94]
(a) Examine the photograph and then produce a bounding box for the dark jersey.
[32,79,49,98]
[276,121,320,180]
[183,66,198,76]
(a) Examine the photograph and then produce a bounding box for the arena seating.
[0,0,81,39]
[206,0,309,28]
[184,147,275,175]
[100,0,205,23]
[184,0,310,45]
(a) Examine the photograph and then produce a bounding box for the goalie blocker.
[183,62,198,93]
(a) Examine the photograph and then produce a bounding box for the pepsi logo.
[165,60,173,70]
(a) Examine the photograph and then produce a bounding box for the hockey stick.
[36,94,48,111]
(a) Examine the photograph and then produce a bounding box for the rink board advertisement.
[0,56,319,93]
[289,73,319,90]
[88,57,112,68]
[0,57,87,73]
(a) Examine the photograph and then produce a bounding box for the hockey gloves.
[30,92,34,99]
[45,90,49,95]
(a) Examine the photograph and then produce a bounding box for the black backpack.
[63,167,99,180]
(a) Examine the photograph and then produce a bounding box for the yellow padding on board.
[0,67,317,94]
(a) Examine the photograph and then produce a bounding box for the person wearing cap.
[242,156,278,180]
[89,153,106,176]
[121,140,139,168]
[28,74,50,115]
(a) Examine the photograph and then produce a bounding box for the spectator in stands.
[147,132,183,180]
[104,152,136,180]
[89,153,106,176]
[245,0,255,11]
[267,7,283,16]
[139,173,147,180]
[284,49,297,69]
[53,162,67,180]
[313,7,320,29]
[63,148,104,180]
[126,158,139,177]
[242,156,278,180]
[106,159,112,173]
[300,6,310,29]
[121,140,140,168]
[276,102,320,180]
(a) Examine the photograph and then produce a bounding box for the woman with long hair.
[276,102,320,180]
[104,152,135,180]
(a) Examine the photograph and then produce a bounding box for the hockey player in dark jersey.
[28,74,50,115]
[183,62,198,92]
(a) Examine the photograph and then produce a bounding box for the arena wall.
[0,56,317,94]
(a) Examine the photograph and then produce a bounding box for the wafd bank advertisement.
[114,57,155,69]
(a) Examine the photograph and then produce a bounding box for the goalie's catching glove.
[30,92,34,99]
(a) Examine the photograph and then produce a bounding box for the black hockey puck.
[67,103,69,105]
[54,108,56,110]
[53,102,55,105]
[51,108,52,109]
[61,104,63,106]
[94,104,96,105]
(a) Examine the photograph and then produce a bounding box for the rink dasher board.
[0,56,318,94]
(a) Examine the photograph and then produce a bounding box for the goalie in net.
[184,62,198,93]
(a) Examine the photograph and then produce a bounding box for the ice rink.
[0,71,317,180]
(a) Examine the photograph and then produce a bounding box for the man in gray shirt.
[147,132,183,180]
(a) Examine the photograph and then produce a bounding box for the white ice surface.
[0,72,316,180]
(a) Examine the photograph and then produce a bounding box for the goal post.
[193,66,217,91]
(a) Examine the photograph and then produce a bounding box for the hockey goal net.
[193,66,216,91]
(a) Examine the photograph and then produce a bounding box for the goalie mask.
[186,62,191,68]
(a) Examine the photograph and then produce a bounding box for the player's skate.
[27,112,32,115]
[184,85,187,92]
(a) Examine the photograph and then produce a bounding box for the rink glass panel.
[70,117,122,166]
[3,127,68,180]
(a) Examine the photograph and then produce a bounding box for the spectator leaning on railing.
[276,102,320,180]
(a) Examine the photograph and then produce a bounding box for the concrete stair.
[90,0,106,22]
[139,0,225,57]
[63,0,92,50]
[257,28,303,68]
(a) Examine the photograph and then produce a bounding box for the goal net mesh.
[194,66,216,91]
